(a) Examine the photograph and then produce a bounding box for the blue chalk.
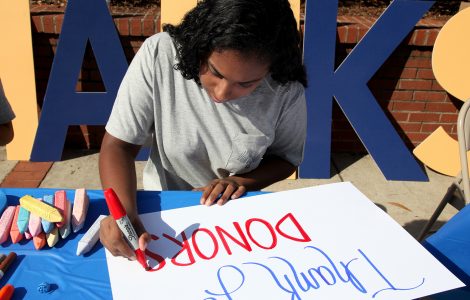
[41,195,55,234]
[0,190,7,215]
[37,282,51,293]
[17,206,31,234]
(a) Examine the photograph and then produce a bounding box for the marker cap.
[103,188,126,220]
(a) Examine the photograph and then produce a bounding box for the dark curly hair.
[163,0,307,87]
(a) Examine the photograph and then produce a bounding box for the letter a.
[30,0,128,161]
[300,0,433,181]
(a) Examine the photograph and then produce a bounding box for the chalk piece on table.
[76,215,106,256]
[17,206,30,234]
[0,283,14,299]
[59,199,72,239]
[0,252,17,280]
[54,190,67,228]
[20,195,63,223]
[72,188,89,233]
[33,232,47,250]
[37,282,51,293]
[0,206,16,244]
[10,206,23,244]
[24,229,32,240]
[46,227,60,248]
[28,201,43,237]
[0,190,7,215]
[41,195,55,234]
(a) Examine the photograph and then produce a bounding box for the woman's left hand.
[194,178,246,206]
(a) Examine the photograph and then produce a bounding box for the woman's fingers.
[203,182,225,206]
[216,184,238,205]
[139,232,151,252]
[230,185,246,200]
[199,179,246,206]
[99,215,136,260]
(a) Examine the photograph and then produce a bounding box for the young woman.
[99,0,307,260]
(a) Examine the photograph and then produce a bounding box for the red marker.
[104,188,149,270]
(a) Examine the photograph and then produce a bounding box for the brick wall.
[30,5,456,153]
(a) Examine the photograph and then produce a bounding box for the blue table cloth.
[0,188,263,299]
[423,203,470,300]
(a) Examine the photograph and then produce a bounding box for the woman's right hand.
[99,215,151,260]
[99,132,150,259]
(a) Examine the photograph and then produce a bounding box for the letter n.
[30,0,127,161]
[300,0,434,181]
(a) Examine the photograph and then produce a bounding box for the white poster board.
[105,182,464,299]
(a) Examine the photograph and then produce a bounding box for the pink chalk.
[72,188,89,233]
[54,190,67,228]
[28,213,43,237]
[24,229,33,240]
[0,206,16,244]
[10,205,23,244]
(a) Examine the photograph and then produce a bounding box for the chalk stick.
[28,210,43,237]
[46,227,59,248]
[33,232,47,250]
[10,206,23,244]
[17,206,30,234]
[76,215,106,256]
[72,188,89,233]
[41,195,55,234]
[54,190,67,227]
[0,190,7,215]
[24,229,32,240]
[20,195,63,223]
[0,284,14,300]
[59,199,72,239]
[0,206,16,244]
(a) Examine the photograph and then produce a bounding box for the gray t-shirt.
[0,79,15,125]
[106,32,306,190]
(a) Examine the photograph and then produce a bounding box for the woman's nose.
[213,79,232,101]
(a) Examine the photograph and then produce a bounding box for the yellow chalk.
[46,227,60,248]
[19,195,63,223]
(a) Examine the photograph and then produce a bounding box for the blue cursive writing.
[203,245,425,299]
[204,265,245,300]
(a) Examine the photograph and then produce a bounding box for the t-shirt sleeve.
[0,80,15,124]
[105,37,157,145]
[266,82,307,166]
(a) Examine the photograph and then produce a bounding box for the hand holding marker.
[103,188,149,270]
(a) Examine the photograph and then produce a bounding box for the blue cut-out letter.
[31,0,128,161]
[300,0,433,181]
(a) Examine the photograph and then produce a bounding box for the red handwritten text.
[146,213,311,272]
